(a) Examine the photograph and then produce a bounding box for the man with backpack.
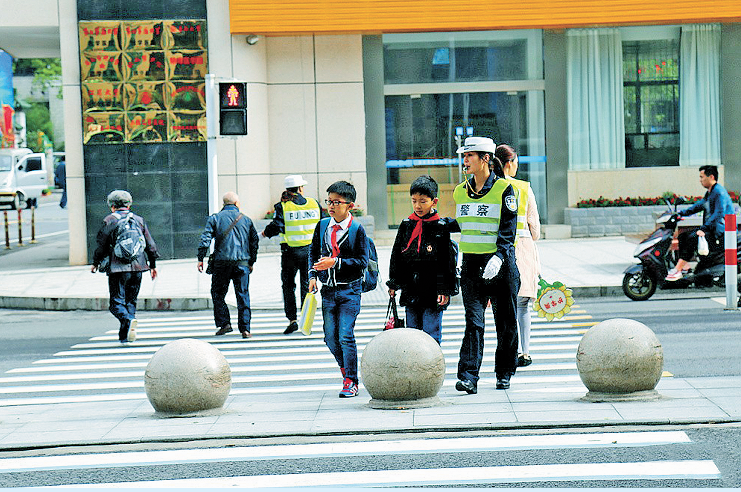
[91,190,159,344]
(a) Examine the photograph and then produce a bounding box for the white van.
[0,148,47,209]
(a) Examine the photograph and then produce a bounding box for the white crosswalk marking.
[0,431,693,472]
[56,461,722,488]
[0,305,592,406]
[0,431,722,487]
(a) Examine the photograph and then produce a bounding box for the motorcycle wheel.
[622,270,657,301]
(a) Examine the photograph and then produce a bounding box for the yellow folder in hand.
[298,292,318,336]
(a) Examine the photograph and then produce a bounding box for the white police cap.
[456,136,497,154]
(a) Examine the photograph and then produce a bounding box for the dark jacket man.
[197,192,259,338]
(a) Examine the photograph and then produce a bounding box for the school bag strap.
[214,213,244,254]
[317,217,331,255]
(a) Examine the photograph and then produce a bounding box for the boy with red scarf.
[387,176,458,344]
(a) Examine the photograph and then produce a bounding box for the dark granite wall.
[78,0,208,261]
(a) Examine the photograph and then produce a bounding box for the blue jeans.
[59,187,67,208]
[405,306,443,344]
[108,271,142,341]
[211,262,252,333]
[321,280,362,384]
[458,254,519,384]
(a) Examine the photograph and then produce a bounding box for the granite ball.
[576,318,663,395]
[144,338,231,414]
[361,328,445,409]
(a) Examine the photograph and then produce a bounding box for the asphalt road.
[578,295,741,378]
[1,424,740,487]
[1,294,738,379]
[0,190,69,269]
[2,232,741,487]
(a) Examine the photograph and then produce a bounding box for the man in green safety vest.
[261,175,322,334]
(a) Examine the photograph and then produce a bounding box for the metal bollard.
[30,205,37,244]
[17,209,23,246]
[725,213,738,310]
[3,211,9,250]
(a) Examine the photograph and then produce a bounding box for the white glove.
[482,255,503,280]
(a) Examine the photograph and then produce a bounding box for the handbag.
[384,296,405,330]
[206,214,244,275]
[298,292,318,336]
[697,234,709,256]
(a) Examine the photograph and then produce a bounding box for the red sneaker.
[339,378,358,398]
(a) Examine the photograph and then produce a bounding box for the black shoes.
[517,354,532,367]
[241,331,251,339]
[455,379,477,394]
[496,375,511,390]
[284,321,299,334]
[215,324,233,336]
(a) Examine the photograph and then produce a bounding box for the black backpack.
[112,212,146,263]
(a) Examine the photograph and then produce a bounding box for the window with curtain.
[567,29,626,170]
[679,24,721,167]
[623,39,680,167]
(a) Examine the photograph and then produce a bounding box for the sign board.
[79,20,208,144]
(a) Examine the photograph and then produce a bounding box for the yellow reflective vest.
[282,197,320,247]
[506,177,530,245]
[453,178,512,254]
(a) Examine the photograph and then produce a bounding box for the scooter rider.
[666,165,734,281]
[449,136,520,394]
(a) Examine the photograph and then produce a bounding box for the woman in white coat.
[497,144,541,367]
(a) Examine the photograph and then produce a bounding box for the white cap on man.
[456,136,497,154]
[284,175,308,189]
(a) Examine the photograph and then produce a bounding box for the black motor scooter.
[622,197,741,301]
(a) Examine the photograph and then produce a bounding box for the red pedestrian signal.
[218,82,247,135]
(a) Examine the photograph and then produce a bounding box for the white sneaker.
[127,319,137,342]
[665,269,683,281]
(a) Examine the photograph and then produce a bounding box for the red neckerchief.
[403,212,439,253]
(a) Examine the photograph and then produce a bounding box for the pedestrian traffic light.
[218,82,247,136]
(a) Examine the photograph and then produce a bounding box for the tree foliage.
[12,58,62,98]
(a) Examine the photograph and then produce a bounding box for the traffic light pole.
[205,74,219,215]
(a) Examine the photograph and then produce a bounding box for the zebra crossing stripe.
[28,342,580,366]
[0,431,692,473]
[0,361,579,385]
[0,306,591,405]
[9,350,577,373]
[0,364,581,390]
[51,461,721,487]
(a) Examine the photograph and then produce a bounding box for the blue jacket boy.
[309,180,368,398]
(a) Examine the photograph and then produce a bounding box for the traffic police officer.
[261,175,322,334]
[450,136,520,394]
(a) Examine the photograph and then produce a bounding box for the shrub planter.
[564,205,740,238]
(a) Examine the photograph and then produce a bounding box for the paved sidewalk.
[2,374,741,451]
[0,236,638,311]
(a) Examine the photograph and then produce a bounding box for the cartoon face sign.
[535,279,574,321]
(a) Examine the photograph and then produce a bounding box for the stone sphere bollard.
[576,318,663,402]
[144,338,231,415]
[361,328,445,409]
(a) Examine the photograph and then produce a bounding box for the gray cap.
[107,190,132,208]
